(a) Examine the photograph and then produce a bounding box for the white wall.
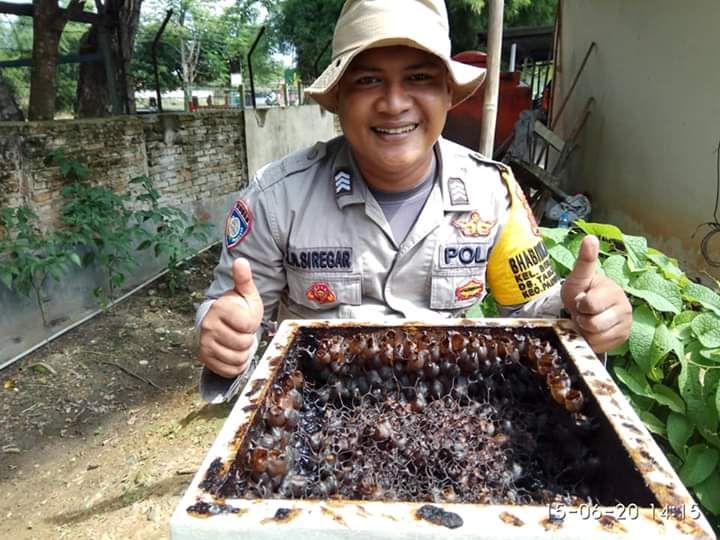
[244,104,340,179]
[556,0,720,279]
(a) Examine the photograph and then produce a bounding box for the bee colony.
[171,319,715,540]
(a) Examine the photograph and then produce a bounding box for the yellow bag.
[487,168,559,306]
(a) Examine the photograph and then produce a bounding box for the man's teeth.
[374,124,417,135]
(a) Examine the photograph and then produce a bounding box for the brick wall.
[0,111,248,228]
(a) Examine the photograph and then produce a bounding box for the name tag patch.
[439,244,489,269]
[286,248,353,272]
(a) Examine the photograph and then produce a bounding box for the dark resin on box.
[206,326,656,507]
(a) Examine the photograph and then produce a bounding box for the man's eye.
[409,73,433,82]
[356,76,380,85]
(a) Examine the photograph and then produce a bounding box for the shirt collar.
[332,136,475,212]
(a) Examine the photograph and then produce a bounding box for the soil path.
[0,246,231,539]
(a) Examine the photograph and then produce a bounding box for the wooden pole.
[478,0,503,157]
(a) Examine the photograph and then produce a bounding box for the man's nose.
[377,81,412,114]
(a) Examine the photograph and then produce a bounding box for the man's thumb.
[232,258,261,308]
[567,235,599,290]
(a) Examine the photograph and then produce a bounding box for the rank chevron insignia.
[448,177,469,206]
[334,170,352,196]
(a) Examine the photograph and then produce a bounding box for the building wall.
[556,0,720,279]
[0,105,338,367]
[245,105,340,179]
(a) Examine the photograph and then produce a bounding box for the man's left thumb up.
[561,235,600,313]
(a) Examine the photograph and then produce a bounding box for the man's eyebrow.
[346,64,383,73]
[405,61,443,70]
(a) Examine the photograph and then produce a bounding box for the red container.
[443,51,532,154]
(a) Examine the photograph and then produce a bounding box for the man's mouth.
[372,123,419,135]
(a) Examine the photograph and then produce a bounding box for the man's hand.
[561,235,632,353]
[199,258,264,378]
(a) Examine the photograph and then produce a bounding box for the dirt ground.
[0,245,233,540]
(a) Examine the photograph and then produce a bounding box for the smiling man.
[195,0,632,403]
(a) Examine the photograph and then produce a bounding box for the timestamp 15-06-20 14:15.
[548,502,702,521]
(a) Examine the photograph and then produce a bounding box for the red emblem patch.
[452,212,496,237]
[455,279,485,301]
[225,199,253,249]
[306,282,337,304]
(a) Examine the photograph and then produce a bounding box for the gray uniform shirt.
[197,136,563,402]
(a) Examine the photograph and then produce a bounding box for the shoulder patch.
[334,168,353,196]
[225,199,253,249]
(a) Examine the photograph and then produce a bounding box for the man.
[196,0,632,403]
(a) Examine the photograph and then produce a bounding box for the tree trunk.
[75,0,143,118]
[0,72,24,121]
[28,0,66,121]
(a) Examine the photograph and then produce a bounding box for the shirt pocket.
[286,268,362,310]
[430,269,487,310]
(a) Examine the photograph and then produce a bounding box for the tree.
[131,0,280,101]
[75,0,144,117]
[28,0,86,120]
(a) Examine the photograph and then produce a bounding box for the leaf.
[635,408,666,436]
[685,281,720,316]
[68,253,82,267]
[0,269,13,289]
[652,384,686,414]
[575,220,624,241]
[691,313,720,348]
[622,234,648,271]
[602,254,630,288]
[541,227,570,245]
[694,469,720,514]
[137,239,152,251]
[646,248,684,280]
[667,412,693,458]
[678,444,719,487]
[649,323,676,369]
[673,311,700,328]
[608,341,629,357]
[613,364,653,398]
[700,349,720,363]
[547,244,575,272]
[629,304,657,373]
[629,271,683,314]
[681,346,719,432]
[626,286,682,315]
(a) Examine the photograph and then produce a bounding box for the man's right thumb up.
[232,258,263,321]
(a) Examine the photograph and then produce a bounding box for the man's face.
[336,46,452,190]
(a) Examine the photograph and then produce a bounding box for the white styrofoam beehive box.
[171,319,715,540]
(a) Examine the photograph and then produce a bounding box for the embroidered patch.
[286,248,353,272]
[306,282,337,304]
[439,244,489,269]
[455,279,485,301]
[334,169,352,196]
[452,212,496,237]
[225,199,253,249]
[448,177,469,206]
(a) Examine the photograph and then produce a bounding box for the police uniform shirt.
[197,135,563,402]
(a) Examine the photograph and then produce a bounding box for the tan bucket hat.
[305,0,487,113]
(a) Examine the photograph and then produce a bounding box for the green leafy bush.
[542,221,720,524]
[130,175,212,293]
[0,207,81,325]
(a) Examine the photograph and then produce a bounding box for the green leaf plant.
[0,207,81,326]
[541,220,720,524]
[129,175,212,294]
[53,150,143,308]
